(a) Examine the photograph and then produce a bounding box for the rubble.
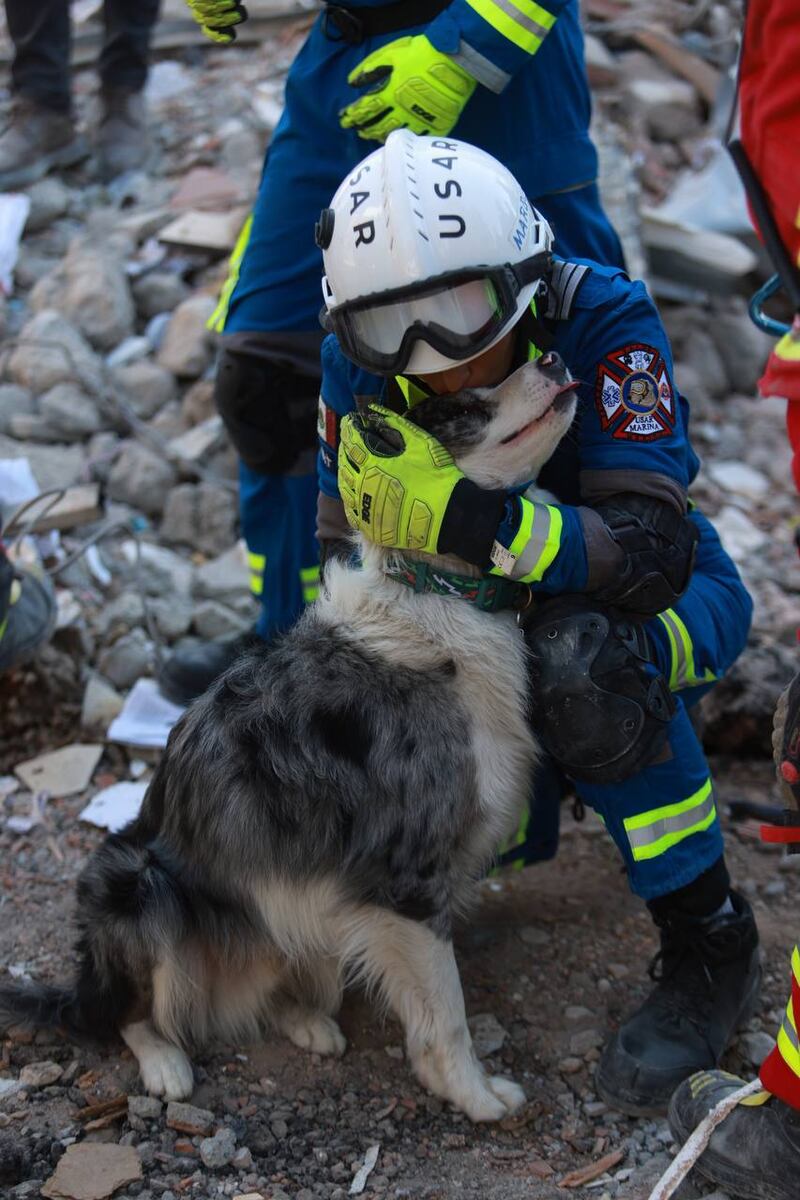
[0,7,797,1198]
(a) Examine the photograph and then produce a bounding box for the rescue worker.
[160,0,626,704]
[316,131,760,1116]
[667,3,800,1193]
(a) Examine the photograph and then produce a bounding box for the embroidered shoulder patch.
[595,344,675,441]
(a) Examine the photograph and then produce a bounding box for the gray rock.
[97,628,154,689]
[128,1095,163,1121]
[120,540,194,598]
[672,363,712,420]
[108,443,177,515]
[194,544,250,603]
[702,637,796,756]
[96,591,146,639]
[564,1006,593,1022]
[38,382,104,440]
[708,301,773,395]
[569,1028,604,1056]
[19,1060,63,1087]
[707,461,769,501]
[674,327,730,400]
[624,78,701,141]
[467,1013,508,1058]
[80,674,124,732]
[157,295,216,378]
[230,1146,253,1171]
[31,240,135,351]
[112,359,176,420]
[558,1057,583,1075]
[739,1030,776,1067]
[160,482,237,557]
[132,271,190,320]
[147,596,193,641]
[15,246,61,289]
[6,413,64,442]
[8,309,102,394]
[0,433,86,491]
[105,336,152,370]
[181,379,215,427]
[0,385,35,435]
[166,1101,215,1136]
[0,1078,24,1107]
[199,1126,237,1170]
[192,600,250,641]
[24,177,72,232]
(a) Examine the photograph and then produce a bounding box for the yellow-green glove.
[186,0,248,44]
[339,404,506,562]
[340,35,477,142]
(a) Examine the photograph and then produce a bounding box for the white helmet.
[317,130,553,376]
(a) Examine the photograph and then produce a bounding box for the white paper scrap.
[80,781,147,833]
[107,678,185,748]
[0,193,31,293]
[350,1144,380,1195]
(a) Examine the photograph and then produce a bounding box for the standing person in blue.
[160,0,626,704]
[314,130,760,1115]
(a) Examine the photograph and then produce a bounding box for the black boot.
[157,630,261,705]
[596,892,761,1116]
[669,1070,800,1200]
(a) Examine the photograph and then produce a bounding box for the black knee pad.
[523,596,675,785]
[215,346,320,474]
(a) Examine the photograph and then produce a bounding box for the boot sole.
[668,1090,791,1200]
[0,135,90,190]
[595,958,764,1118]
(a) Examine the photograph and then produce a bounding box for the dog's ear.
[407,394,493,456]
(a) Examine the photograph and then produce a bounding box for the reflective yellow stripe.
[515,501,562,583]
[300,565,320,605]
[395,375,430,410]
[248,550,266,597]
[208,213,254,333]
[792,945,800,989]
[464,0,554,54]
[656,607,717,691]
[775,330,800,362]
[624,778,716,862]
[777,1001,800,1074]
[0,613,7,642]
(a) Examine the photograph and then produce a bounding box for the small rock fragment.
[199,1126,237,1170]
[467,1013,508,1058]
[107,442,177,515]
[127,1095,162,1121]
[157,295,216,378]
[40,1142,141,1200]
[165,1101,215,1136]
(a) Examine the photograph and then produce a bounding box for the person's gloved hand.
[186,0,248,44]
[338,404,506,560]
[340,35,476,141]
[774,670,800,810]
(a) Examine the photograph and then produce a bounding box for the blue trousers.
[223,7,624,638]
[549,513,751,901]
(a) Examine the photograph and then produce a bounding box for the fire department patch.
[317,396,339,449]
[595,344,675,442]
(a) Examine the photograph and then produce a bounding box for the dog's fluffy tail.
[0,980,88,1038]
[0,821,186,1044]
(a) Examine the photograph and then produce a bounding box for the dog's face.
[409,354,578,490]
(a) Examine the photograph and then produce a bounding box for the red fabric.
[739,0,800,270]
[760,972,800,1110]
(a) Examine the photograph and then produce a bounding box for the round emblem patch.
[620,370,659,416]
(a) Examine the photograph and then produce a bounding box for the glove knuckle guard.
[215,348,318,475]
[523,596,675,785]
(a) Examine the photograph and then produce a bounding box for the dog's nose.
[537,351,569,383]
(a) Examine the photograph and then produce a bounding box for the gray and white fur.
[0,356,577,1122]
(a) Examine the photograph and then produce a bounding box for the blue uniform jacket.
[317,260,702,596]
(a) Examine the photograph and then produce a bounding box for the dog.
[0,353,577,1123]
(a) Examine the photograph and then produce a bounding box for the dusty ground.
[0,743,796,1200]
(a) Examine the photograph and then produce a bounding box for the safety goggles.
[321,253,551,375]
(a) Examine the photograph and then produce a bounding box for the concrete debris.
[165,1101,215,1136]
[199,1125,237,1169]
[111,358,176,420]
[161,481,237,556]
[194,541,251,603]
[19,1060,63,1088]
[31,241,135,352]
[107,442,177,515]
[40,1143,142,1200]
[131,270,190,320]
[96,628,155,689]
[9,309,102,395]
[80,674,125,733]
[156,293,217,378]
[467,1013,508,1058]
[14,743,102,797]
